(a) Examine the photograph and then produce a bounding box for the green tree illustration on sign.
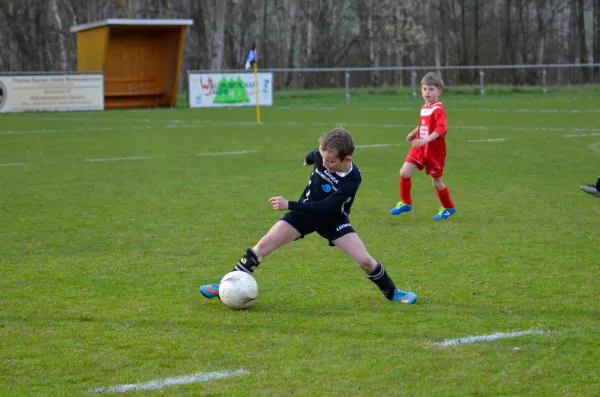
[214,77,250,104]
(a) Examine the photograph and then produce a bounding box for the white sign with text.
[0,74,104,113]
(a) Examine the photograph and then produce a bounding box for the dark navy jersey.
[287,149,362,217]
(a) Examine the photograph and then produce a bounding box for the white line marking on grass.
[4,121,600,137]
[565,133,600,138]
[197,150,260,156]
[0,127,115,135]
[274,106,600,114]
[467,138,508,142]
[89,369,249,394]
[356,143,403,148]
[588,142,600,153]
[432,329,548,347]
[0,162,26,167]
[84,156,151,162]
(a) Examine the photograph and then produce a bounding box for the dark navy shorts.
[281,210,355,246]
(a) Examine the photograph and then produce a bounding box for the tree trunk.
[209,0,226,70]
[576,0,589,81]
[285,0,298,88]
[595,0,600,80]
[51,0,68,71]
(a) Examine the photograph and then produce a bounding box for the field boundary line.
[273,106,600,114]
[197,150,260,156]
[467,138,508,142]
[588,142,600,153]
[432,329,548,347]
[4,121,600,136]
[565,133,600,138]
[89,369,249,394]
[84,156,151,162]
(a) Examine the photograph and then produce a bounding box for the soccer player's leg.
[580,175,600,197]
[330,228,416,304]
[200,215,305,299]
[391,159,419,215]
[236,219,303,274]
[430,172,456,220]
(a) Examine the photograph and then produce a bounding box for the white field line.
[89,369,249,394]
[85,156,152,162]
[467,138,508,142]
[25,107,600,120]
[0,151,261,166]
[0,126,116,135]
[197,150,260,156]
[3,120,600,136]
[565,133,600,138]
[432,329,548,347]
[588,142,600,153]
[273,106,600,113]
[356,143,403,148]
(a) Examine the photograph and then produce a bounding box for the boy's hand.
[406,131,417,142]
[268,196,289,210]
[411,138,427,148]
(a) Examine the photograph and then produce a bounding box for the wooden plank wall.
[103,27,180,108]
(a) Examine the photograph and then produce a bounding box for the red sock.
[400,177,412,205]
[436,186,454,208]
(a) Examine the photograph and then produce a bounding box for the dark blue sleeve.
[305,149,319,165]
[288,176,361,215]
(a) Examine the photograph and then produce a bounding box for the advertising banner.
[188,72,273,108]
[0,74,104,113]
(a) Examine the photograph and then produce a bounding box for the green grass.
[1,89,599,396]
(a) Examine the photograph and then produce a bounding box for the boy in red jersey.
[390,72,456,220]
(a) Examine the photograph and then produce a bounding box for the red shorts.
[406,147,444,177]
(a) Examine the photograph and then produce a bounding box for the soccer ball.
[219,271,258,310]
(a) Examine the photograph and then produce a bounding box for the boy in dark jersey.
[200,128,417,304]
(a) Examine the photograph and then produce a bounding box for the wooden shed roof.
[70,18,193,33]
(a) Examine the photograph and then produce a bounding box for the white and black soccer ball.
[219,271,258,310]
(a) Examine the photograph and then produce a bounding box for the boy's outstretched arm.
[269,196,289,210]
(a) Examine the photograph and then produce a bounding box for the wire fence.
[187,63,600,102]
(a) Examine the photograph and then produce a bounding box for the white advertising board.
[0,74,104,113]
[188,72,273,108]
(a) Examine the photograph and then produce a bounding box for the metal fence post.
[345,70,350,104]
[542,69,547,95]
[479,69,485,98]
[185,70,189,107]
[411,70,417,100]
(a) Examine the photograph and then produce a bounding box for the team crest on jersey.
[321,184,332,193]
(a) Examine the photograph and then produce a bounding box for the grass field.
[1,88,599,396]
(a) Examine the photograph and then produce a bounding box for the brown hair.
[319,127,355,160]
[421,72,444,89]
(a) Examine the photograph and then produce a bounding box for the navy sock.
[233,248,260,273]
[595,176,600,190]
[366,261,397,300]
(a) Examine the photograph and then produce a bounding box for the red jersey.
[417,100,448,166]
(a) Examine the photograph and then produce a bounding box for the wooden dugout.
[70,19,193,109]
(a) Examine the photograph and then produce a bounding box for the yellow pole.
[253,63,261,124]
